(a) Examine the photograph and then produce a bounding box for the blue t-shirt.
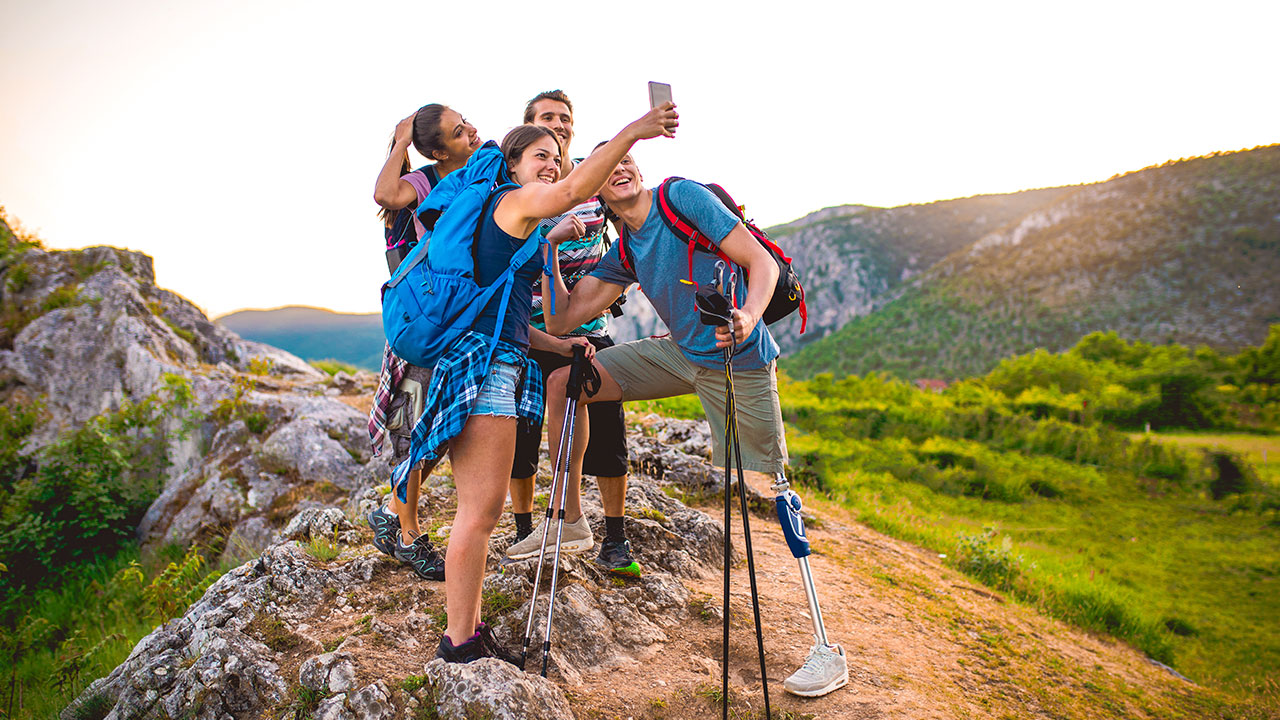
[471,190,542,350]
[590,180,780,371]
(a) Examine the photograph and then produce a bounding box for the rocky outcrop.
[0,244,383,561]
[66,415,730,720]
[1,242,750,719]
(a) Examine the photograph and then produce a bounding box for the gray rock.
[237,338,324,379]
[261,418,363,490]
[300,651,358,693]
[331,371,362,395]
[348,681,395,720]
[280,507,359,545]
[421,658,574,720]
[316,694,354,720]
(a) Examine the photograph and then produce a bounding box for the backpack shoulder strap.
[655,177,733,279]
[470,182,520,272]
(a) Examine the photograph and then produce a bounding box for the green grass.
[1134,432,1280,485]
[311,358,360,376]
[785,413,1280,706]
[1,544,225,719]
[629,394,705,421]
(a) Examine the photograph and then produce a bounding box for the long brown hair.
[379,103,450,226]
[500,125,562,182]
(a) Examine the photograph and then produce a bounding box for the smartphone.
[648,81,673,109]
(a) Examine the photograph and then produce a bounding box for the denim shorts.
[471,361,521,418]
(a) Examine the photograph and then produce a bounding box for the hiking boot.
[783,642,848,697]
[504,515,594,560]
[595,538,642,578]
[476,622,522,667]
[434,632,487,664]
[368,504,400,557]
[394,534,445,581]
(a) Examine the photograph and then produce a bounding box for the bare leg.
[509,475,535,514]
[596,475,628,517]
[544,361,623,524]
[394,468,423,544]
[444,415,517,644]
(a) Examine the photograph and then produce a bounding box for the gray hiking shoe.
[505,515,594,560]
[783,642,848,697]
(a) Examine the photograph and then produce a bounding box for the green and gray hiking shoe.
[368,504,400,557]
[394,533,445,581]
[595,538,641,578]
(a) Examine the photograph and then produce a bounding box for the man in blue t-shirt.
[540,152,848,699]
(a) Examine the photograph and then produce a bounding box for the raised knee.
[547,366,570,394]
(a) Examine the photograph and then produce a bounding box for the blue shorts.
[471,361,521,418]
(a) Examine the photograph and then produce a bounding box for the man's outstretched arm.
[541,252,626,336]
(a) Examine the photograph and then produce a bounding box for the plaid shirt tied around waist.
[390,331,544,501]
[368,342,408,455]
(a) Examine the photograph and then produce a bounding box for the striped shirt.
[530,196,612,338]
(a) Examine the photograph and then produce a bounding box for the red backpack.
[617,178,807,333]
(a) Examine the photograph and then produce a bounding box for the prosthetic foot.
[773,473,849,698]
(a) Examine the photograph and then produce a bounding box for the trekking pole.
[696,264,770,720]
[519,344,587,672]
[540,345,592,677]
[723,271,772,720]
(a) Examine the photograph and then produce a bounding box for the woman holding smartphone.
[424,102,679,664]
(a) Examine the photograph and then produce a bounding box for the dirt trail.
[566,472,1211,720]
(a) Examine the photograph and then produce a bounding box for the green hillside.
[785,146,1280,380]
[759,187,1075,351]
[644,329,1280,714]
[218,306,383,371]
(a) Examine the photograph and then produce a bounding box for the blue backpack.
[381,142,544,368]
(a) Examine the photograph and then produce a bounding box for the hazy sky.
[2,0,1277,317]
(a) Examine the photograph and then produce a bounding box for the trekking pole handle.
[565,343,589,399]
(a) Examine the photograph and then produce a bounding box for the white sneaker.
[783,642,848,697]
[505,515,594,560]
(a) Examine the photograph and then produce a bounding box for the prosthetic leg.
[773,474,849,697]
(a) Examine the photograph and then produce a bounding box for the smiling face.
[435,108,481,162]
[529,99,574,153]
[510,135,562,186]
[597,153,643,205]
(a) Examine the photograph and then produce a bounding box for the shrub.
[0,399,41,494]
[248,357,274,376]
[0,375,195,597]
[1208,451,1253,499]
[952,528,1025,590]
[40,285,83,313]
[311,358,356,376]
[141,546,219,622]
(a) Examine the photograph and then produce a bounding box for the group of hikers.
[365,89,847,700]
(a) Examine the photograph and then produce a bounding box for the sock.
[445,631,481,648]
[514,512,533,539]
[604,515,626,543]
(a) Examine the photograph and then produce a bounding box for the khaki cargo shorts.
[597,337,788,474]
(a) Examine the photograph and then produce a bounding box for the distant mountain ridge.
[219,146,1280,380]
[218,306,384,371]
[785,145,1280,379]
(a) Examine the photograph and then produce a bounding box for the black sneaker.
[394,534,445,581]
[434,632,487,663]
[368,504,400,557]
[595,538,641,578]
[476,623,522,667]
